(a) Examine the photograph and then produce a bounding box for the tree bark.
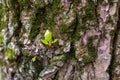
[0,0,120,80]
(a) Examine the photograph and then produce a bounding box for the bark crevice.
[109,6,120,80]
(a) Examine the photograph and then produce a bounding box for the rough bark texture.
[0,0,120,80]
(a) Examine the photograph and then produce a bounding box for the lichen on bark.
[0,0,120,80]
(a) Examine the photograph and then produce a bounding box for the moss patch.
[4,48,15,60]
[0,2,7,31]
[18,0,31,10]
[109,61,120,72]
[97,0,104,4]
[0,33,3,46]
[45,1,60,28]
[82,36,97,63]
[78,0,97,31]
[29,0,61,41]
[29,7,46,41]
[53,73,59,80]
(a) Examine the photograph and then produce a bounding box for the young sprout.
[40,30,58,46]
[32,56,36,62]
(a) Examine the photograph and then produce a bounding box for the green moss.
[53,74,59,80]
[71,0,80,3]
[107,16,114,23]
[60,14,78,40]
[29,0,62,41]
[0,2,7,31]
[45,0,60,28]
[29,0,60,41]
[78,18,89,31]
[60,24,68,34]
[22,49,29,56]
[18,0,31,10]
[29,25,40,42]
[86,0,96,17]
[110,30,115,36]
[16,57,43,79]
[52,55,66,61]
[107,61,120,78]
[0,33,3,46]
[0,4,3,31]
[9,0,20,22]
[32,60,43,79]
[46,0,60,15]
[82,55,95,63]
[116,78,120,80]
[78,0,97,31]
[97,0,104,4]
[108,0,114,3]
[73,0,80,4]
[29,7,46,41]
[4,48,15,60]
[34,0,44,9]
[9,0,22,38]
[0,59,4,66]
[79,25,89,31]
[111,61,120,71]
[82,36,97,63]
[83,0,96,22]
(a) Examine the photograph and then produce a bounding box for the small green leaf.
[44,30,52,42]
[32,56,36,62]
[41,39,48,45]
[41,29,58,46]
[52,39,58,44]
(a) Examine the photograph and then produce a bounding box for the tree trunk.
[0,0,120,80]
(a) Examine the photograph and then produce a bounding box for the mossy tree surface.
[0,0,120,80]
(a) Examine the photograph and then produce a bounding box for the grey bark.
[0,0,120,80]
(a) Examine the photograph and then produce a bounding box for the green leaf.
[32,56,36,62]
[44,30,52,42]
[52,39,58,44]
[41,39,48,45]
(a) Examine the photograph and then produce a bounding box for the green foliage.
[40,30,58,46]
[4,48,15,60]
[41,39,48,45]
[44,29,52,42]
[32,56,37,62]
[52,39,58,44]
